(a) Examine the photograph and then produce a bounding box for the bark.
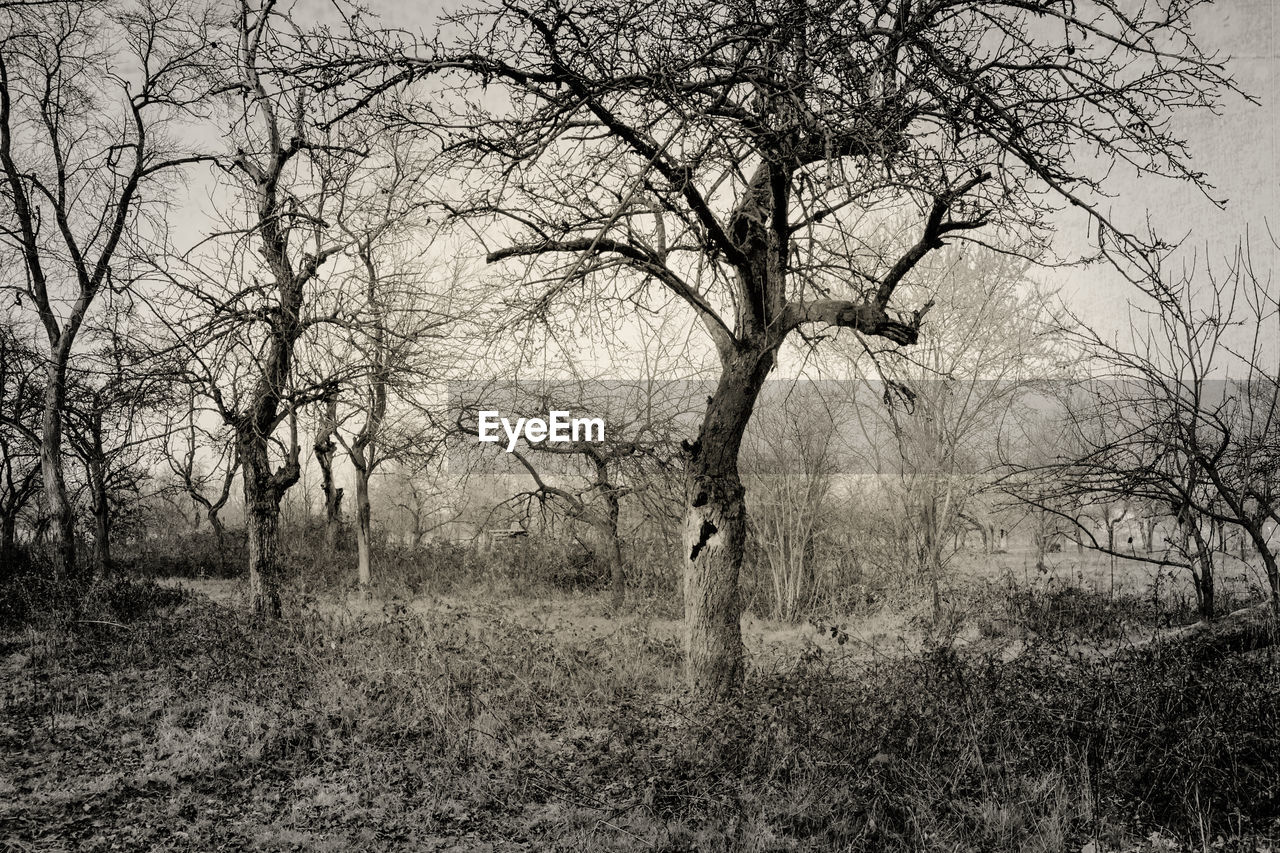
[314,395,343,551]
[88,454,111,575]
[354,461,372,589]
[40,359,77,584]
[683,346,774,700]
[240,428,299,616]
[208,508,225,548]
[1196,556,1215,622]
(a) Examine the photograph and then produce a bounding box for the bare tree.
[63,316,174,574]
[164,388,238,549]
[157,0,403,613]
[0,318,42,572]
[342,0,1238,696]
[458,375,687,609]
[0,0,220,583]
[1008,243,1280,621]
[329,137,452,591]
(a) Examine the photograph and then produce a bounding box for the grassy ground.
[3,571,1279,852]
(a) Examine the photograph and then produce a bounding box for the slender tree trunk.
[354,459,372,590]
[208,509,225,549]
[314,395,343,551]
[207,508,226,576]
[1197,557,1215,622]
[1187,521,1215,622]
[683,347,773,700]
[592,455,625,611]
[1,513,16,578]
[89,455,111,575]
[1034,517,1047,573]
[40,358,77,584]
[605,519,624,612]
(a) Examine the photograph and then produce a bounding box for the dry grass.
[2,568,1279,852]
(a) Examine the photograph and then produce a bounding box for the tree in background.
[741,385,840,621]
[0,319,43,572]
[1008,243,1280,621]
[63,315,175,575]
[458,375,688,610]
[836,245,1063,619]
[163,389,238,553]
[157,0,408,613]
[329,138,457,591]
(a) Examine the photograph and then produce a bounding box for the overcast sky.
[1054,1,1280,332]
[276,0,1280,373]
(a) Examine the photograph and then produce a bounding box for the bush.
[118,529,247,579]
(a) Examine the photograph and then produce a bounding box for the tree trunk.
[89,455,111,575]
[0,513,16,579]
[592,455,625,611]
[207,508,226,576]
[314,396,342,551]
[208,509,225,549]
[354,461,372,590]
[606,521,624,613]
[240,430,298,617]
[40,359,77,584]
[683,347,773,701]
[1034,519,1047,573]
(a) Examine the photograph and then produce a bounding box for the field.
[2,544,1279,853]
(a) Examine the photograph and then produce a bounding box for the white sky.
[1053,1,1280,332]
[181,0,1280,378]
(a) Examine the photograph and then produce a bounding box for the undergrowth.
[2,577,1278,852]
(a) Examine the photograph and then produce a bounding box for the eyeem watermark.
[477,410,605,452]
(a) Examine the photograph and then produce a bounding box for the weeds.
[3,577,1278,852]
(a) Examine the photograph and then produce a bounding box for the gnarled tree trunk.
[683,346,774,700]
[314,394,343,551]
[240,425,299,616]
